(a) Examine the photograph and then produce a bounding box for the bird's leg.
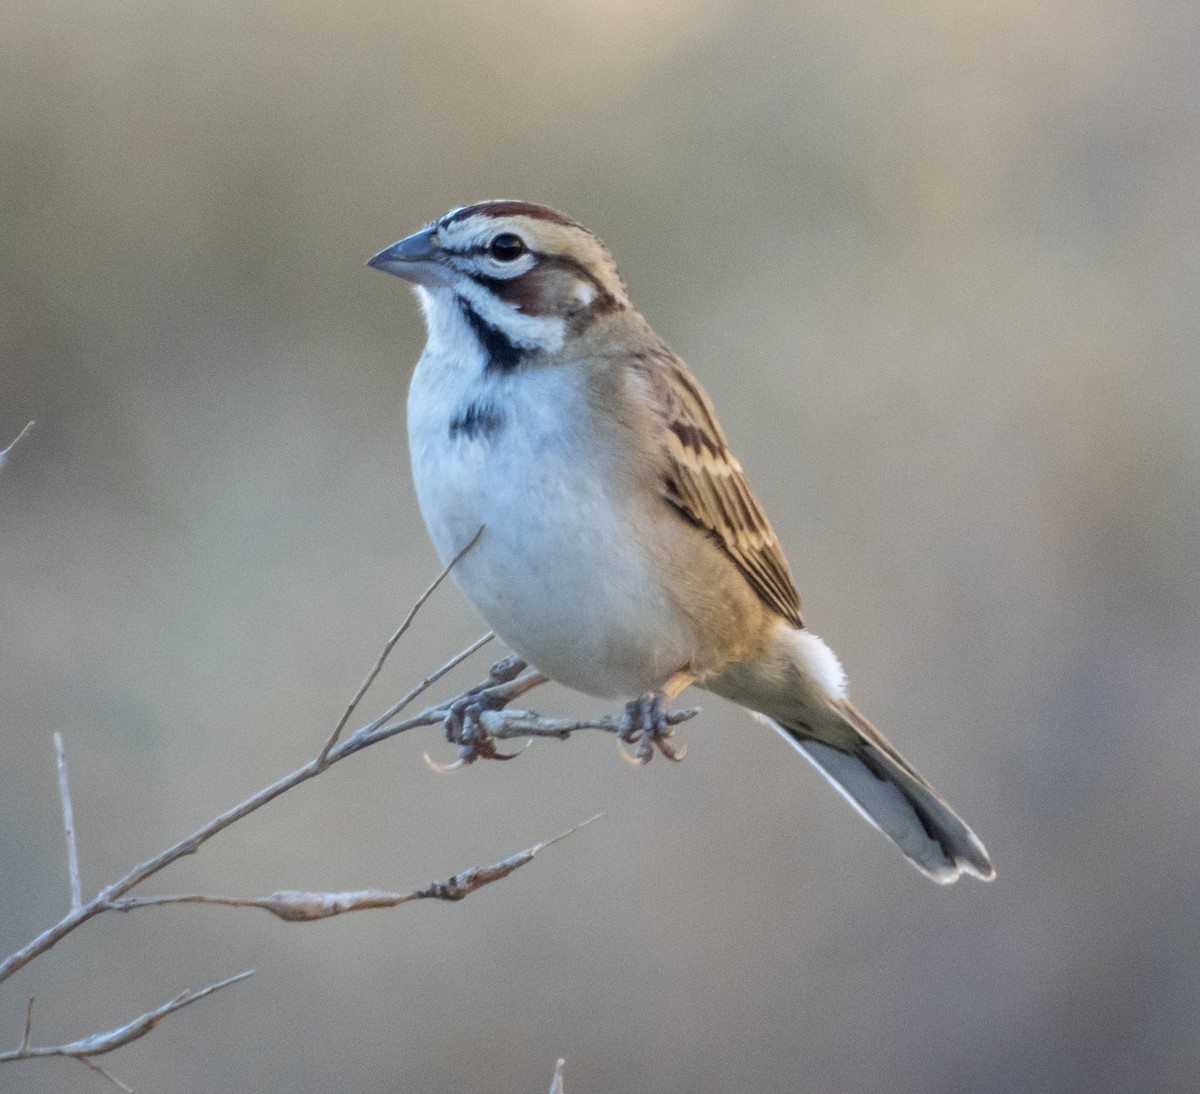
[619,669,696,765]
[436,665,550,769]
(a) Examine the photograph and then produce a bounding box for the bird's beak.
[367,225,449,286]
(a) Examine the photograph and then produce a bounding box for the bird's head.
[369,200,631,360]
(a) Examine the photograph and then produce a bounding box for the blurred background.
[2,0,1198,1091]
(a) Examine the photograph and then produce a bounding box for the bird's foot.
[619,692,688,765]
[429,663,549,771]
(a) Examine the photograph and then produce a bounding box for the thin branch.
[0,657,689,984]
[76,1055,135,1093]
[476,706,700,743]
[1,456,707,1082]
[0,970,253,1063]
[53,733,83,911]
[1,541,699,1087]
[316,525,484,765]
[0,548,519,983]
[20,999,33,1054]
[102,816,599,922]
[0,421,34,473]
[352,630,496,743]
[0,636,494,983]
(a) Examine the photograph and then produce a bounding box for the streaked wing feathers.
[633,353,803,628]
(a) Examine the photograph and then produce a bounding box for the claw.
[659,736,687,762]
[424,751,467,774]
[657,734,686,762]
[618,738,650,766]
[489,738,532,761]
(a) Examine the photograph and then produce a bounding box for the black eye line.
[442,242,536,259]
[458,244,542,269]
[469,272,511,293]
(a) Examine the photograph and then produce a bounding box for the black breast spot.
[449,400,506,442]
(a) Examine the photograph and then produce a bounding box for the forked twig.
[2,517,699,1082]
[317,524,485,764]
[0,970,253,1064]
[0,532,493,987]
[353,629,496,745]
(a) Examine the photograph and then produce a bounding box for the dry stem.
[0,421,34,472]
[0,643,650,985]
[53,733,83,911]
[3,527,686,1081]
[0,971,253,1066]
[102,816,598,921]
[317,525,484,764]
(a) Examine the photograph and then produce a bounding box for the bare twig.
[20,999,33,1054]
[53,733,83,911]
[2,534,700,1080]
[0,421,34,473]
[477,706,700,743]
[0,970,253,1064]
[356,629,496,742]
[0,651,473,982]
[0,552,491,987]
[102,816,598,921]
[77,1055,135,1093]
[316,524,484,765]
[0,648,691,984]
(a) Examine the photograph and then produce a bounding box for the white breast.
[405,300,697,698]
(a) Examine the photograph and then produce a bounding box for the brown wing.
[629,352,803,629]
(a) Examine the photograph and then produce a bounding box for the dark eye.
[489,233,525,262]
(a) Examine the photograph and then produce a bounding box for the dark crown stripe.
[442,200,580,229]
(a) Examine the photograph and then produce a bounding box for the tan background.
[3,1,1198,1091]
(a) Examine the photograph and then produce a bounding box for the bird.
[368,200,994,884]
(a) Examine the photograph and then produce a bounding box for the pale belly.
[408,360,701,698]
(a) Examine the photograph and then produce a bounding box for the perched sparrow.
[369,200,994,884]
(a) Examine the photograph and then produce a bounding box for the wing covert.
[630,353,803,629]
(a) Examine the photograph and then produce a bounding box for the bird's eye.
[489,233,526,262]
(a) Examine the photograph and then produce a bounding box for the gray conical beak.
[367,225,445,284]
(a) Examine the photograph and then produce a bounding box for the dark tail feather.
[765,700,995,884]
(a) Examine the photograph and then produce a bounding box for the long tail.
[764,699,995,884]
